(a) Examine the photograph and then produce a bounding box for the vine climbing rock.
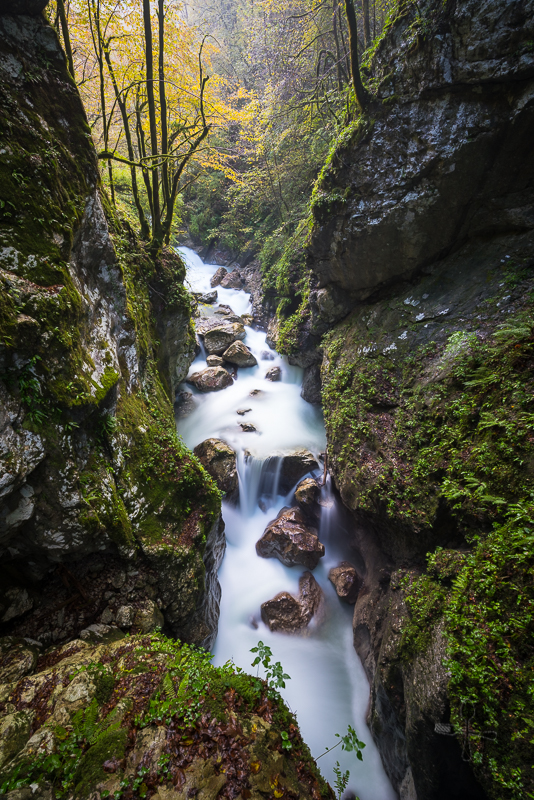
[260,571,324,632]
[186,367,233,392]
[256,507,325,569]
[193,438,239,500]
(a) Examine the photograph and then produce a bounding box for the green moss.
[73,728,128,798]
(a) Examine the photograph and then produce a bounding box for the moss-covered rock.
[0,10,222,650]
[0,633,333,800]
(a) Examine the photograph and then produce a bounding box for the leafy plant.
[250,641,291,693]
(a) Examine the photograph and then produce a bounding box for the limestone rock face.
[256,507,324,569]
[261,571,324,632]
[222,340,258,367]
[202,323,246,355]
[328,561,362,604]
[0,11,222,653]
[193,438,238,499]
[187,367,233,392]
[210,266,227,287]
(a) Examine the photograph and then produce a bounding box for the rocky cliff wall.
[0,8,223,650]
[270,1,534,799]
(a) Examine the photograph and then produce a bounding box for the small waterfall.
[176,246,397,800]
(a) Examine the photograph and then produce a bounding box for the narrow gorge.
[0,0,533,799]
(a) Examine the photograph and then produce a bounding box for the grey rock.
[202,323,246,355]
[265,366,281,382]
[187,367,234,392]
[239,422,257,432]
[133,600,164,634]
[260,350,275,361]
[301,363,322,405]
[206,355,224,367]
[220,269,243,289]
[294,477,321,523]
[210,266,228,287]
[222,340,258,367]
[175,390,196,418]
[194,290,217,304]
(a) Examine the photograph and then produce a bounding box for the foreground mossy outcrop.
[0,633,332,800]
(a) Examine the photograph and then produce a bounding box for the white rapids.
[176,246,397,800]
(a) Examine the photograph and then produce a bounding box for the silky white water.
[176,247,396,800]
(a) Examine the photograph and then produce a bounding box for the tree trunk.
[57,0,74,79]
[142,0,162,248]
[362,0,371,49]
[344,0,369,109]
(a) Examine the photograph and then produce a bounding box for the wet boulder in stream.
[220,269,243,289]
[328,561,362,604]
[294,477,321,523]
[206,354,224,367]
[222,340,258,367]
[203,323,246,355]
[256,506,324,569]
[261,571,324,632]
[265,366,281,382]
[186,367,233,392]
[193,438,238,500]
[277,449,319,494]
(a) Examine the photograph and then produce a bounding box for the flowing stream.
[176,247,396,800]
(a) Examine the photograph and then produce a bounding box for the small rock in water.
[249,615,259,630]
[249,389,263,396]
[187,367,233,392]
[258,499,267,512]
[328,561,362,604]
[193,290,217,304]
[242,314,254,326]
[203,323,246,355]
[236,408,252,415]
[175,390,196,418]
[260,350,275,361]
[206,354,224,367]
[215,304,233,315]
[210,266,227,287]
[260,572,324,633]
[265,366,282,382]
[294,477,321,523]
[239,422,257,432]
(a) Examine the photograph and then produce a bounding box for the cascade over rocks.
[260,571,324,632]
[256,507,325,569]
[186,366,234,392]
[277,449,320,493]
[193,438,238,500]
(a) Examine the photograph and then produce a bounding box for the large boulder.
[220,270,243,289]
[186,367,233,392]
[222,340,258,367]
[193,438,239,499]
[328,561,362,604]
[256,507,324,569]
[203,323,246,355]
[210,266,227,287]
[260,572,324,633]
[193,290,217,304]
